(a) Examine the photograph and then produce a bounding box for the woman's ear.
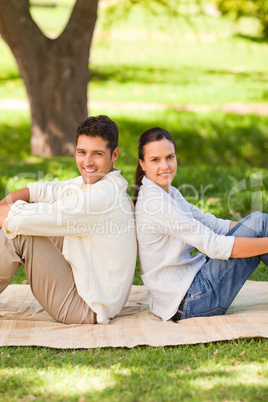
[139,159,145,172]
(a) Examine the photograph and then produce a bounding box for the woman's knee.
[248,211,267,224]
[242,211,268,234]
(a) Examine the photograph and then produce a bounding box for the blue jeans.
[180,212,268,320]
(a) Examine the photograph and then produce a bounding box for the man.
[0,115,137,324]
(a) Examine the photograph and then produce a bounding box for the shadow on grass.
[235,32,268,43]
[205,69,268,83]
[1,339,268,400]
[0,72,21,81]
[0,109,268,177]
[90,65,268,85]
[0,118,31,158]
[115,110,268,168]
[1,367,267,401]
[0,156,77,200]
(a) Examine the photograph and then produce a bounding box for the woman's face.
[139,138,177,193]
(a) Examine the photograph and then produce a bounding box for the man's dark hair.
[76,115,119,153]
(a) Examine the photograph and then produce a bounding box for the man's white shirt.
[4,169,137,324]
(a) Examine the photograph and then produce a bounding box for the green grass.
[1,340,268,401]
[1,1,268,104]
[1,1,268,401]
[91,5,268,105]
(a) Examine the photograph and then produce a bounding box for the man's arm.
[3,185,107,239]
[0,188,30,228]
[0,187,30,205]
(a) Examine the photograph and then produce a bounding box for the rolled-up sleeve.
[144,196,235,260]
[27,178,82,204]
[187,199,231,235]
[3,187,109,239]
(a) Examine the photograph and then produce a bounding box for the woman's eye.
[168,155,174,159]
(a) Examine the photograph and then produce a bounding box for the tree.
[0,0,98,156]
[216,0,268,39]
[0,0,174,157]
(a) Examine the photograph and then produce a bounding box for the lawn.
[1,0,268,401]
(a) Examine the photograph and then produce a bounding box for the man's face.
[76,135,119,185]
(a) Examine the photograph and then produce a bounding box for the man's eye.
[168,155,174,159]
[152,158,158,162]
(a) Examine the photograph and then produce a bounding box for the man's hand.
[0,188,30,228]
[0,187,30,205]
[0,204,14,228]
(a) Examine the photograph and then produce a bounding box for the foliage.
[3,2,268,105]
[1,2,268,401]
[100,0,178,29]
[216,0,268,38]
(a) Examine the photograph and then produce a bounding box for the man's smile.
[83,167,97,173]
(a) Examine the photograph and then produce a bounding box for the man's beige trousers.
[0,230,96,324]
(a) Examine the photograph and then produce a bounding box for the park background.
[0,0,268,400]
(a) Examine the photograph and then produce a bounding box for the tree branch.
[0,0,48,59]
[61,0,98,39]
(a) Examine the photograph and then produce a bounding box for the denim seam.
[201,258,237,290]
[188,307,227,318]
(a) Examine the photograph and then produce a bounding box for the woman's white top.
[135,176,235,321]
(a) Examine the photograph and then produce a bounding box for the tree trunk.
[0,0,98,156]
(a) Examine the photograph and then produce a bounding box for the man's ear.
[139,159,145,172]
[112,147,119,163]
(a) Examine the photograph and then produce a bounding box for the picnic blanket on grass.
[1,281,268,349]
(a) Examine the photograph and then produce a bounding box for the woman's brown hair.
[133,127,176,203]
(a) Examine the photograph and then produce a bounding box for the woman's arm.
[0,188,30,205]
[229,221,237,230]
[231,237,268,258]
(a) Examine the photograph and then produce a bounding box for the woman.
[134,127,268,322]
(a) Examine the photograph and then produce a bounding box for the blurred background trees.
[216,0,268,38]
[0,0,98,156]
[0,0,267,157]
[0,0,175,157]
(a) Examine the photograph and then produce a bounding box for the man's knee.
[54,311,97,325]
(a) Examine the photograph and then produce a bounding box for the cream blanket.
[1,281,268,348]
